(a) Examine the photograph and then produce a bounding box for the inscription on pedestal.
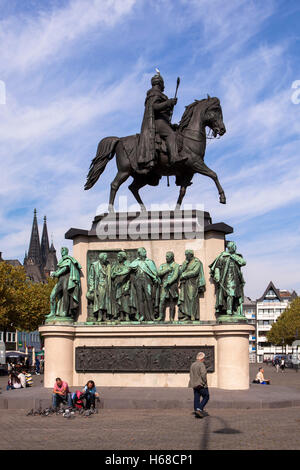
[75,346,215,373]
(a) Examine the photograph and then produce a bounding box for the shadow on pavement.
[199,415,241,450]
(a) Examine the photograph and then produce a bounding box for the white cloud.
[0,0,137,74]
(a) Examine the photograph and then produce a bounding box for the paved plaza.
[0,364,299,450]
[0,407,300,450]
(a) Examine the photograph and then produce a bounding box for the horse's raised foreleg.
[195,162,226,204]
[175,186,187,210]
[109,171,130,212]
[128,179,147,211]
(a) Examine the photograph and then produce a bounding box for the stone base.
[217,315,248,323]
[39,322,254,390]
[45,316,74,325]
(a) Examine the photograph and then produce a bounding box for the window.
[266,289,276,296]
[0,331,3,342]
[6,332,16,343]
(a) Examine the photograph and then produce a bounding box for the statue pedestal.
[40,211,254,390]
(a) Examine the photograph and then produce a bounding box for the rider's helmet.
[151,69,164,90]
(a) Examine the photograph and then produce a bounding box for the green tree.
[0,262,27,330]
[267,297,300,346]
[0,261,56,332]
[19,277,57,331]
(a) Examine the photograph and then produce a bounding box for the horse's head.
[203,96,226,138]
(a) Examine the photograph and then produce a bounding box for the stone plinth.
[39,323,254,390]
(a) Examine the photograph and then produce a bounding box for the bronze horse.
[85,96,226,211]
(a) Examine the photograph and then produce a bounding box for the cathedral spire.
[41,215,50,268]
[27,209,42,266]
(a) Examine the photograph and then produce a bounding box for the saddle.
[122,131,183,170]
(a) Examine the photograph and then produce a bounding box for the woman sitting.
[82,380,99,409]
[6,373,22,390]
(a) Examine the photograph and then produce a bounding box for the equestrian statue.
[84,70,226,211]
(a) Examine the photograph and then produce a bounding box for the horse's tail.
[84,137,119,190]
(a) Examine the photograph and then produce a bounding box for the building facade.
[256,281,297,363]
[243,296,257,362]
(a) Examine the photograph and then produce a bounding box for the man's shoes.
[194,410,204,419]
[201,410,210,417]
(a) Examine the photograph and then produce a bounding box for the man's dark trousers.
[193,387,209,411]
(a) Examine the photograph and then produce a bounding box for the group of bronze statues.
[86,247,205,323]
[46,242,246,324]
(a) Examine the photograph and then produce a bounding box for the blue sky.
[0,0,300,299]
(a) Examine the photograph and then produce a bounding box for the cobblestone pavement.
[251,363,300,388]
[0,406,300,450]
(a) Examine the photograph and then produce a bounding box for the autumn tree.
[19,277,57,331]
[0,261,56,333]
[0,262,27,330]
[267,297,300,346]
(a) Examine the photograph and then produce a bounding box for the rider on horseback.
[136,70,187,174]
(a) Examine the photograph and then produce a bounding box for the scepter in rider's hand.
[169,77,180,124]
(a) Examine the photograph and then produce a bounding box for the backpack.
[72,390,84,409]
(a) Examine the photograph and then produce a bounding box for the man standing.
[157,251,180,321]
[130,247,160,321]
[87,252,111,322]
[35,357,40,375]
[137,70,186,174]
[188,352,209,418]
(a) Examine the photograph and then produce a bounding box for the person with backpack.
[82,380,99,409]
[72,390,85,410]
